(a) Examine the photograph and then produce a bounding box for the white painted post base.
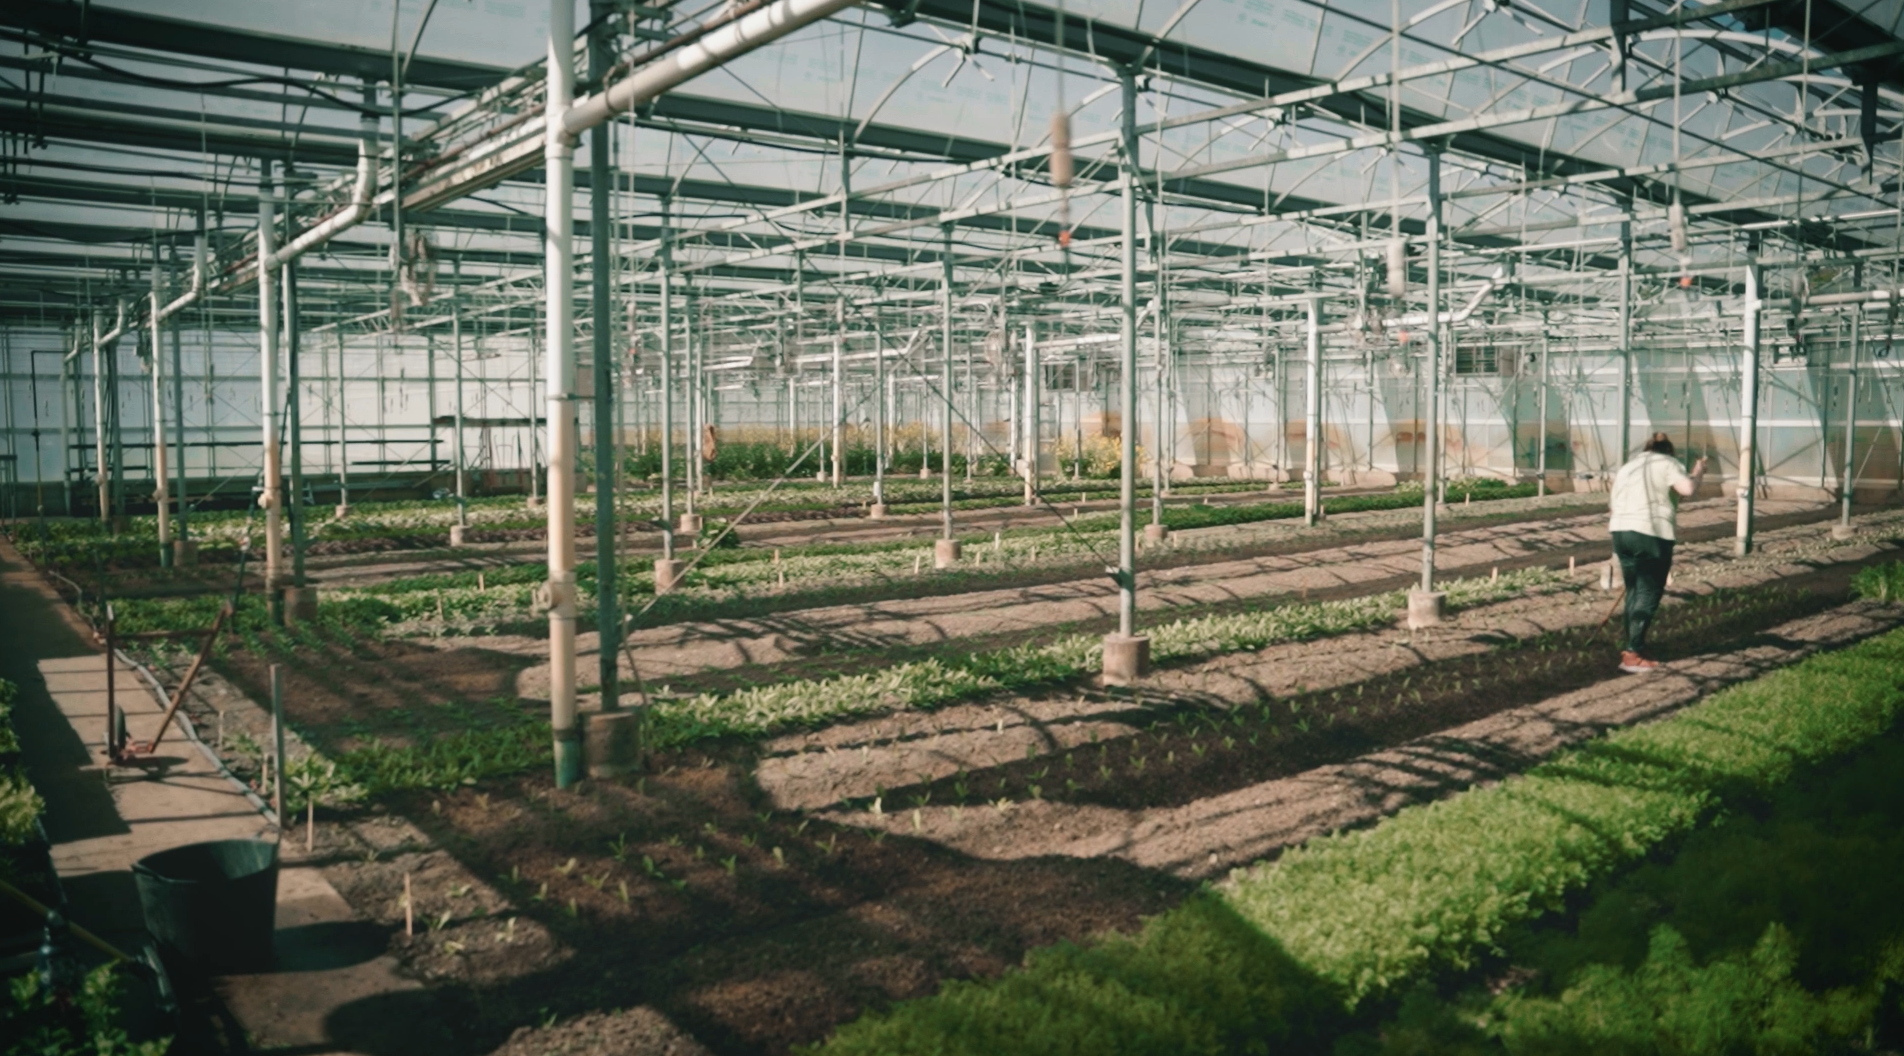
[678,512,703,534]
[1831,523,1857,540]
[1406,590,1447,630]
[333,504,352,519]
[583,708,642,779]
[449,525,467,547]
[1101,634,1151,684]
[934,539,962,569]
[869,503,888,520]
[654,558,686,594]
[283,585,320,625]
[1143,523,1169,545]
[918,465,932,479]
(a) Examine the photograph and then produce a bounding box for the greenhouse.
[2,0,1904,1051]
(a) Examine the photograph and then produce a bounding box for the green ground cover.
[811,618,1904,1054]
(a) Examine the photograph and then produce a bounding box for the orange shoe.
[1619,651,1660,674]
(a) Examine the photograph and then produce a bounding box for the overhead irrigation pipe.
[558,0,861,139]
[254,106,381,600]
[144,230,206,567]
[1388,264,1510,331]
[269,108,382,270]
[90,302,127,525]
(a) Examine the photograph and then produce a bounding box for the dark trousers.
[1612,530,1674,654]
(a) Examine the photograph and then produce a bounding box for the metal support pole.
[544,0,581,787]
[1023,322,1039,506]
[1736,261,1761,557]
[1618,216,1633,464]
[58,351,72,516]
[1116,68,1140,640]
[258,161,285,602]
[873,314,886,509]
[285,262,306,588]
[1841,308,1860,527]
[108,316,124,521]
[528,325,540,503]
[693,285,708,509]
[1152,291,1167,526]
[941,225,954,538]
[172,301,188,541]
[831,322,845,487]
[149,273,172,568]
[1537,320,1550,496]
[588,3,619,718]
[1420,145,1443,595]
[1304,298,1322,525]
[453,268,469,528]
[91,311,110,524]
[659,196,675,560]
[335,331,350,511]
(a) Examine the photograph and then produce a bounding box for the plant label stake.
[404,872,414,937]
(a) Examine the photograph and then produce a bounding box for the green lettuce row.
[644,569,1557,749]
[814,619,1904,1054]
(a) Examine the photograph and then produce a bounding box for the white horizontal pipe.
[153,232,208,326]
[267,114,381,270]
[561,0,860,137]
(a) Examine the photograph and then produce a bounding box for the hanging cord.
[1050,0,1076,270]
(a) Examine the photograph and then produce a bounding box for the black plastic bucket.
[133,838,279,974]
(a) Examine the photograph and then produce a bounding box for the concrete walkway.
[2,540,440,1055]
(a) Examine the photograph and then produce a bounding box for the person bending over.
[1607,432,1706,673]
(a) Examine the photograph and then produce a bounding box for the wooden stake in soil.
[269,664,285,823]
[1569,555,1576,575]
[404,872,414,937]
[477,571,485,592]
[306,799,315,853]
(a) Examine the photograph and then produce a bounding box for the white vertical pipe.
[1304,298,1321,525]
[941,226,954,536]
[91,312,109,524]
[1023,322,1039,506]
[258,164,284,594]
[543,0,581,788]
[1420,147,1442,593]
[1116,69,1140,640]
[659,196,675,558]
[831,328,844,487]
[1841,308,1860,526]
[150,281,172,565]
[1736,261,1761,557]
